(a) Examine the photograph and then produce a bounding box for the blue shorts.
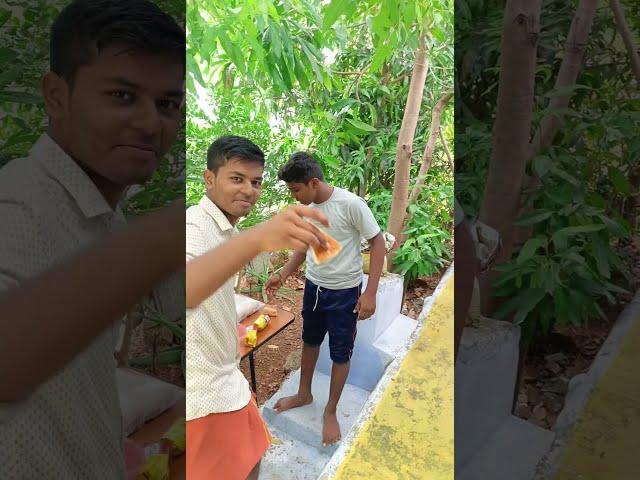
[301,278,361,364]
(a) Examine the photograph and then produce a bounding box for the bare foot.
[322,411,341,447]
[273,393,313,413]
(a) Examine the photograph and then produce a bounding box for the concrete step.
[259,426,332,480]
[261,369,370,455]
[372,313,419,364]
[455,317,521,468]
[457,415,554,480]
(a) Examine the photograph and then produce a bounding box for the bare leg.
[454,221,477,361]
[246,461,260,480]
[323,360,350,447]
[273,343,319,412]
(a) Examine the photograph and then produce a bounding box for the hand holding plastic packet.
[310,228,342,264]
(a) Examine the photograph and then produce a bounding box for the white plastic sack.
[235,294,265,323]
[117,368,183,437]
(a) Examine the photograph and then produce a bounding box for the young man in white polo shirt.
[0,1,187,478]
[266,152,386,447]
[185,136,329,480]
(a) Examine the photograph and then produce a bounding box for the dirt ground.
[127,235,639,421]
[127,251,445,406]
[238,258,443,406]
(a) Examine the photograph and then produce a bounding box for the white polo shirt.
[185,196,251,420]
[0,134,127,479]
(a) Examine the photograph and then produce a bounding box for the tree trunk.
[400,93,453,234]
[513,0,598,250]
[530,0,597,154]
[440,127,454,171]
[387,36,429,262]
[408,93,452,207]
[478,0,542,314]
[610,0,640,85]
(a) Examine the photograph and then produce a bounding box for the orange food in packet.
[311,230,341,264]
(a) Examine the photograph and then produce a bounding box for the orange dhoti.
[186,394,271,480]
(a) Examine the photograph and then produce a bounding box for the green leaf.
[544,84,591,98]
[590,236,610,279]
[0,47,16,65]
[323,0,354,31]
[145,307,185,343]
[299,41,324,83]
[532,155,552,177]
[0,90,42,104]
[323,155,340,169]
[370,41,393,72]
[218,30,245,74]
[0,8,11,29]
[550,166,580,186]
[513,210,552,226]
[609,167,631,196]
[543,106,581,118]
[346,118,377,132]
[268,22,282,59]
[494,288,546,325]
[552,224,605,242]
[293,56,309,89]
[517,236,547,264]
[432,26,445,42]
[513,289,547,325]
[385,0,399,26]
[553,288,574,325]
[0,132,38,152]
[130,346,183,367]
[401,1,417,29]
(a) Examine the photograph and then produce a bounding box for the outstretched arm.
[0,201,184,402]
[187,205,328,309]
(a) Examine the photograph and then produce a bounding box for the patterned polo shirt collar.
[31,134,116,220]
[199,194,234,233]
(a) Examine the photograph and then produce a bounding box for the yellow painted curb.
[553,306,640,479]
[331,273,454,480]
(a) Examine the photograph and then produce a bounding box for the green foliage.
[394,175,453,281]
[456,2,639,342]
[130,305,186,375]
[492,151,631,343]
[187,0,454,278]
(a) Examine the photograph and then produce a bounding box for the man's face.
[286,180,317,205]
[205,158,264,223]
[55,43,184,187]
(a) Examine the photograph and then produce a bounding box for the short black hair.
[278,151,325,183]
[207,136,265,172]
[50,0,185,85]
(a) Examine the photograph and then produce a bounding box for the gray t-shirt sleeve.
[350,197,381,241]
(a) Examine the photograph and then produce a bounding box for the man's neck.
[314,183,334,204]
[47,127,123,209]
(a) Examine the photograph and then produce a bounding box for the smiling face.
[43,42,184,197]
[204,158,264,224]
